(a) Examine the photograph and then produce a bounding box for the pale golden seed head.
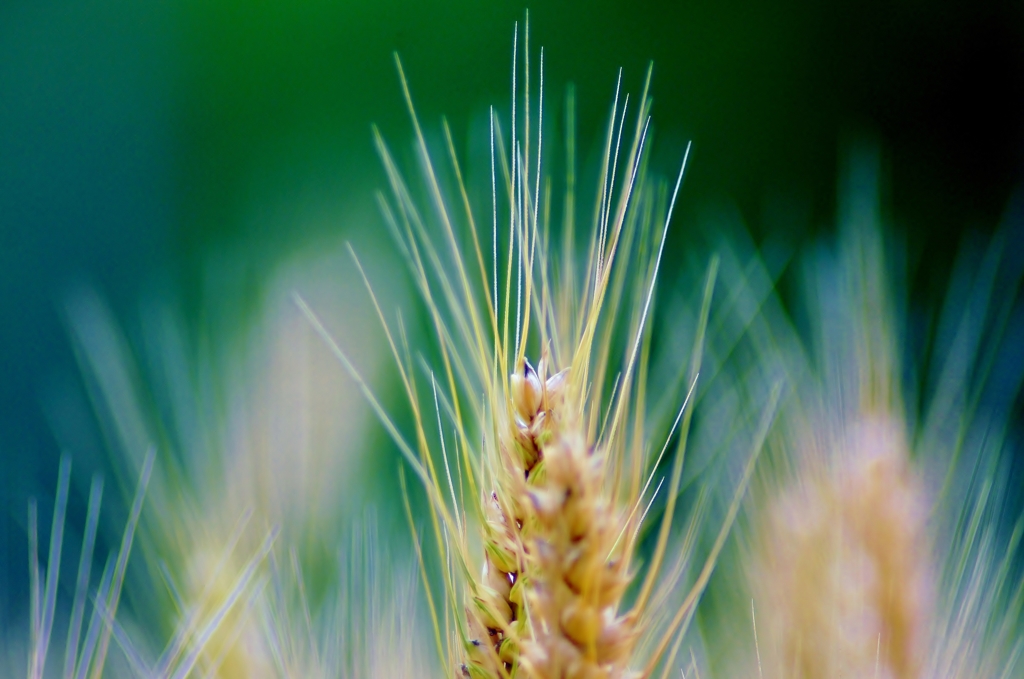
[751,416,933,679]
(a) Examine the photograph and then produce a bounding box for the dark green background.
[2,0,1022,633]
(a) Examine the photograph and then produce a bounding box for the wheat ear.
[311,16,773,679]
[724,149,1023,679]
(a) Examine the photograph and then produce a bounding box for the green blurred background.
[2,0,1022,638]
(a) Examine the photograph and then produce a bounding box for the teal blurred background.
[2,0,1022,639]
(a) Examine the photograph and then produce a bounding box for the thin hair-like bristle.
[28,500,40,674]
[34,456,70,679]
[74,557,115,679]
[63,475,103,679]
[88,447,153,679]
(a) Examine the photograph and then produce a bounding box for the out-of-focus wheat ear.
[166,526,277,679]
[88,446,153,679]
[27,455,70,679]
[748,418,934,679]
[151,508,253,677]
[63,475,103,679]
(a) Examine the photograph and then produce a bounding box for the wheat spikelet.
[470,355,637,679]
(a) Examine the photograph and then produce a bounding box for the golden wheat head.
[707,148,1023,679]
[295,16,776,679]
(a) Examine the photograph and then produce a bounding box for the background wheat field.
[1,1,1022,677]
